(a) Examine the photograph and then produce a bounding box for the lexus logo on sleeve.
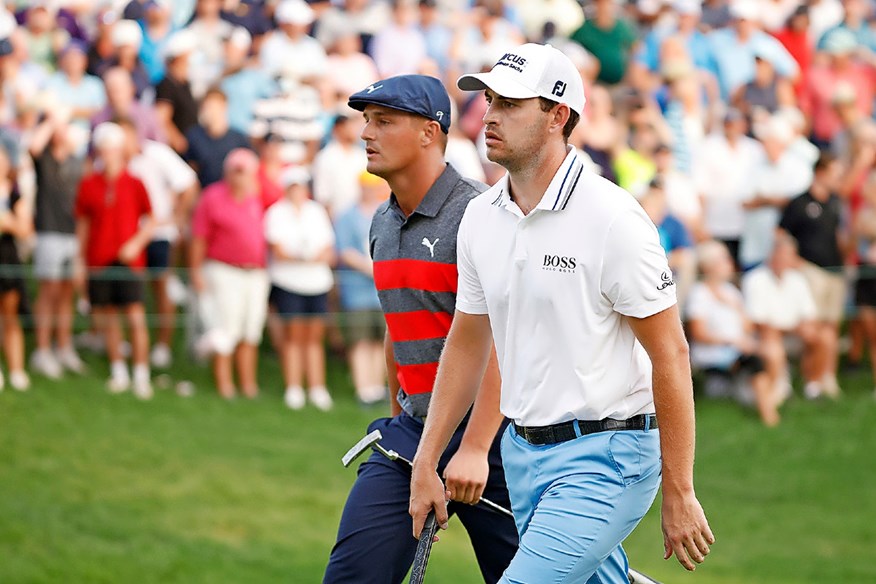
[657,271,675,290]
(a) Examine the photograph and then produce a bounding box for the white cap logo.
[456,43,586,115]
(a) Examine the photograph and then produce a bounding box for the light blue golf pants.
[498,424,662,584]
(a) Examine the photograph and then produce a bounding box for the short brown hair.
[539,97,580,142]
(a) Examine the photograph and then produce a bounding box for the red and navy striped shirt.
[369,164,486,417]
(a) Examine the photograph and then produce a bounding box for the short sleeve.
[156,143,197,192]
[601,207,677,318]
[455,205,487,315]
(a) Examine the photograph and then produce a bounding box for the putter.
[628,569,662,584]
[409,511,438,584]
[342,430,514,518]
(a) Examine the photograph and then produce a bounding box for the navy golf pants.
[323,412,518,583]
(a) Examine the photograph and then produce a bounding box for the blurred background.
[0,0,875,582]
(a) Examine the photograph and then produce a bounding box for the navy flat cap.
[348,75,451,134]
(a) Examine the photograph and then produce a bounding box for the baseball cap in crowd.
[162,30,197,61]
[92,122,126,150]
[224,148,259,173]
[822,28,858,55]
[729,0,760,21]
[457,43,586,115]
[276,0,315,26]
[111,19,143,50]
[672,0,702,16]
[280,166,311,188]
[348,75,452,134]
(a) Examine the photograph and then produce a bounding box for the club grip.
[409,511,438,584]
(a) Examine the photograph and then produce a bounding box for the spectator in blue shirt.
[333,171,389,406]
[137,0,175,85]
[707,1,798,99]
[219,27,277,136]
[818,0,876,52]
[44,40,106,141]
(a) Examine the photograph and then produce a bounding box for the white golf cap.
[111,19,143,49]
[92,122,126,149]
[280,165,311,188]
[729,0,760,21]
[672,0,702,15]
[162,30,196,60]
[457,43,586,115]
[275,0,314,25]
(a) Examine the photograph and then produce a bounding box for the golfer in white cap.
[409,43,715,582]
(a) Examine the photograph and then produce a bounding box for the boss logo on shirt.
[542,254,577,273]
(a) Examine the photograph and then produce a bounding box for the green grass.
[1,349,875,583]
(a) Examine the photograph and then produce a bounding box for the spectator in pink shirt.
[189,148,279,399]
[801,28,876,147]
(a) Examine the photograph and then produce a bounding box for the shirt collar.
[491,146,585,215]
[385,163,461,218]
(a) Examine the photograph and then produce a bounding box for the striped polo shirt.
[370,164,486,418]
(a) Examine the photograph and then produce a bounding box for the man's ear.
[421,120,442,148]
[550,104,571,136]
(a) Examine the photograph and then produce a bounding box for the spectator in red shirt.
[190,148,278,399]
[75,122,156,399]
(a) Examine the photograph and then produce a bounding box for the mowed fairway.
[1,350,874,583]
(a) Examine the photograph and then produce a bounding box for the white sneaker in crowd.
[107,361,131,394]
[133,378,154,401]
[821,375,841,399]
[9,370,30,391]
[55,347,86,374]
[309,386,334,412]
[30,349,63,379]
[804,381,822,400]
[150,343,172,369]
[284,386,306,410]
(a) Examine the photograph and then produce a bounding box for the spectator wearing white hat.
[707,0,798,99]
[76,122,156,399]
[155,30,199,154]
[107,19,150,98]
[759,0,803,32]
[219,27,278,136]
[259,0,326,81]
[185,0,234,99]
[818,0,876,52]
[265,166,336,411]
[801,28,875,149]
[809,0,851,50]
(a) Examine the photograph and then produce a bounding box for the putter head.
[341,429,384,467]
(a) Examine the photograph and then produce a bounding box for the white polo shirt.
[456,148,677,426]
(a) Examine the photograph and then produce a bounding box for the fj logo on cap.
[552,81,566,98]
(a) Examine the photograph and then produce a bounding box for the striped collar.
[491,146,585,215]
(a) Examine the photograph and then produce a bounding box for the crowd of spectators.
[2,0,876,426]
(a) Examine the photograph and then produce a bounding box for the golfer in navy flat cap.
[323,75,518,583]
